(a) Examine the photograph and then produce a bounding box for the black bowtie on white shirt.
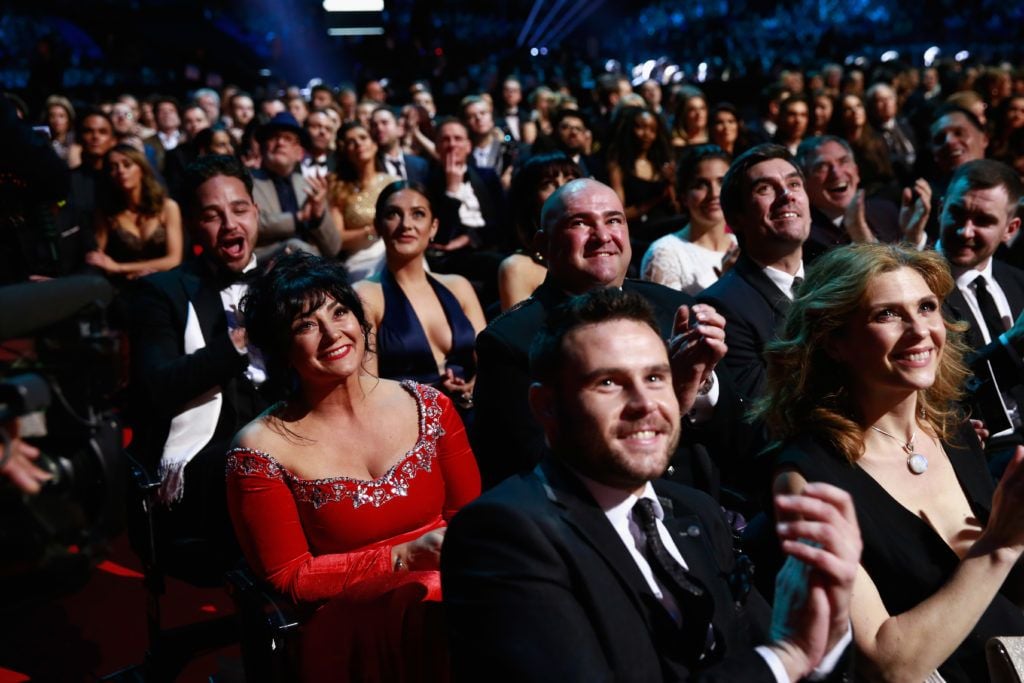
[301,155,329,179]
[221,255,266,386]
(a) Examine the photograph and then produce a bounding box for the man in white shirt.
[444,287,859,682]
[129,155,273,572]
[370,106,429,185]
[938,159,1024,469]
[300,109,336,180]
[699,144,811,400]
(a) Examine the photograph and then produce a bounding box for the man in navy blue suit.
[370,106,430,186]
[699,144,811,401]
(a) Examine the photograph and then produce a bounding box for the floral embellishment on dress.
[226,381,446,510]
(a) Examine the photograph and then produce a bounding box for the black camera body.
[0,276,124,604]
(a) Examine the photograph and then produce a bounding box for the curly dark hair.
[240,251,371,397]
[607,106,673,176]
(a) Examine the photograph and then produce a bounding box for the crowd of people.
[5,51,1024,681]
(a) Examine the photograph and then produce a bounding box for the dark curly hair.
[240,251,371,397]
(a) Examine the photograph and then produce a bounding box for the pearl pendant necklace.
[870,425,929,475]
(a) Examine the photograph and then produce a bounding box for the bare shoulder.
[231,404,289,452]
[434,272,477,301]
[353,280,384,322]
[498,253,532,275]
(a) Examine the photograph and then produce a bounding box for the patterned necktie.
[633,498,716,661]
[791,276,804,298]
[974,275,1008,342]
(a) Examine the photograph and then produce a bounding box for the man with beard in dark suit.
[128,155,274,571]
[444,287,859,682]
[937,159,1024,473]
[472,178,745,495]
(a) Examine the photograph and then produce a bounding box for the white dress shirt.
[953,260,1019,436]
[576,473,848,683]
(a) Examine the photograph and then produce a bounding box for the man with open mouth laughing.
[795,135,930,264]
[126,154,275,576]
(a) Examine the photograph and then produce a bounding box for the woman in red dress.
[227,251,481,682]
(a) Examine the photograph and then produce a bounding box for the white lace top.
[640,232,737,296]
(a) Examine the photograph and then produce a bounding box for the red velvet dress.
[226,382,481,682]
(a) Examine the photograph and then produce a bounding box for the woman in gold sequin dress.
[329,121,397,280]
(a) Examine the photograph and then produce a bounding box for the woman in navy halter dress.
[355,181,486,416]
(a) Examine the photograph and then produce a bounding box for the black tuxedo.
[442,458,780,682]
[698,254,790,401]
[129,258,272,563]
[472,278,749,495]
[804,202,901,266]
[428,165,506,250]
[943,261,1024,439]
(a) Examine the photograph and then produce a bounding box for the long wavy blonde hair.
[753,243,971,464]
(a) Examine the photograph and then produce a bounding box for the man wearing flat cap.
[251,111,340,260]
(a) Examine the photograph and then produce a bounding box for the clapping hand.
[771,483,862,679]
[899,179,932,246]
[667,303,727,414]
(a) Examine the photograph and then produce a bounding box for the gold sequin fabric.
[330,172,398,230]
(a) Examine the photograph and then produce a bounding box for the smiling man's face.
[543,179,631,294]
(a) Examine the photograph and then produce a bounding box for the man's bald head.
[539,179,632,293]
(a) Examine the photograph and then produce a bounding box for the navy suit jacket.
[444,458,792,682]
[379,151,430,186]
[803,201,901,266]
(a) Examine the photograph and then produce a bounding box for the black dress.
[774,423,1024,683]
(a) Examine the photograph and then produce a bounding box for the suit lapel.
[179,260,228,343]
[537,460,668,628]
[994,261,1024,316]
[944,284,986,348]
[735,254,790,319]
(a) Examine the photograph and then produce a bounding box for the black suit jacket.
[471,278,749,493]
[698,254,790,401]
[943,261,1024,434]
[428,165,506,250]
[442,457,779,682]
[803,201,901,266]
[129,258,269,471]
